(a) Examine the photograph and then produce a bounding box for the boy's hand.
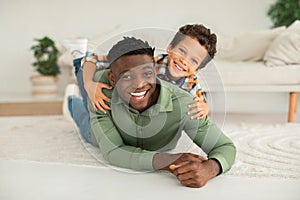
[84,80,112,113]
[188,97,209,120]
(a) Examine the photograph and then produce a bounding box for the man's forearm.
[188,120,236,174]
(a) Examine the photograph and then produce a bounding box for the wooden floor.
[0,95,63,116]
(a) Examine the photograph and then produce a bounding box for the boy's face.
[167,36,208,79]
[108,54,158,112]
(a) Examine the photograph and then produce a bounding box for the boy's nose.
[180,57,187,66]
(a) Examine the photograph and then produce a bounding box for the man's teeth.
[130,91,147,96]
[175,64,184,71]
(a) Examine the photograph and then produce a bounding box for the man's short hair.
[107,37,155,66]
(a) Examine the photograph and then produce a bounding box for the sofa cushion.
[215,26,286,62]
[263,20,300,66]
[207,60,300,86]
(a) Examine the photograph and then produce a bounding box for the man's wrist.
[152,153,179,170]
[207,158,222,177]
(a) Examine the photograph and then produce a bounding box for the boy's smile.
[173,59,188,73]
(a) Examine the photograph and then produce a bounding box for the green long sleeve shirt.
[89,70,236,173]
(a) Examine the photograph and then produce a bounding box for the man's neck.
[148,83,161,107]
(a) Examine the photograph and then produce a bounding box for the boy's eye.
[178,48,186,55]
[192,59,199,65]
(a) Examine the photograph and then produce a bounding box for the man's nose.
[133,75,146,89]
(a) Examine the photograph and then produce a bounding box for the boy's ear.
[108,71,116,87]
[166,44,172,53]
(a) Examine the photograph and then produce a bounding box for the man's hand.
[152,153,221,188]
[84,80,112,113]
[170,156,221,188]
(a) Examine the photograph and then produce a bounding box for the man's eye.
[144,71,154,77]
[122,75,132,80]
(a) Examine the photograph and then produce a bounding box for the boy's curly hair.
[169,24,217,69]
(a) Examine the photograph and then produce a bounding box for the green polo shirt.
[89,70,236,172]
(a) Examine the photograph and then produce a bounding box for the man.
[88,37,236,188]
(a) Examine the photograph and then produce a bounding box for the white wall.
[2,0,296,114]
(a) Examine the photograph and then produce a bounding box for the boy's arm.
[81,53,107,85]
[82,61,97,86]
[183,75,209,120]
[82,55,112,112]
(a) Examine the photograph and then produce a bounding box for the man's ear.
[108,71,116,87]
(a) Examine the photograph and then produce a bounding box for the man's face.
[167,36,208,79]
[109,54,158,112]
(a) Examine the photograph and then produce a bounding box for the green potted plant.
[267,0,300,27]
[30,36,60,96]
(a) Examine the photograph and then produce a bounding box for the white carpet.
[224,123,300,179]
[0,115,299,179]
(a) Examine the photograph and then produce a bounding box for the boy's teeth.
[175,64,184,71]
[130,91,147,96]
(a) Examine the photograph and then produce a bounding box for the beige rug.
[0,115,299,179]
[224,122,300,179]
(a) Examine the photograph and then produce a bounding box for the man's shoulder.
[158,79,194,110]
[94,69,110,83]
[159,79,192,98]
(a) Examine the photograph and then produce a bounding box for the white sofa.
[207,60,300,122]
[204,20,300,122]
[59,22,300,122]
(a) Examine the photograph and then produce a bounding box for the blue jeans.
[73,58,89,110]
[68,57,92,143]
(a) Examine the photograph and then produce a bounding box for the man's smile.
[130,90,148,100]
